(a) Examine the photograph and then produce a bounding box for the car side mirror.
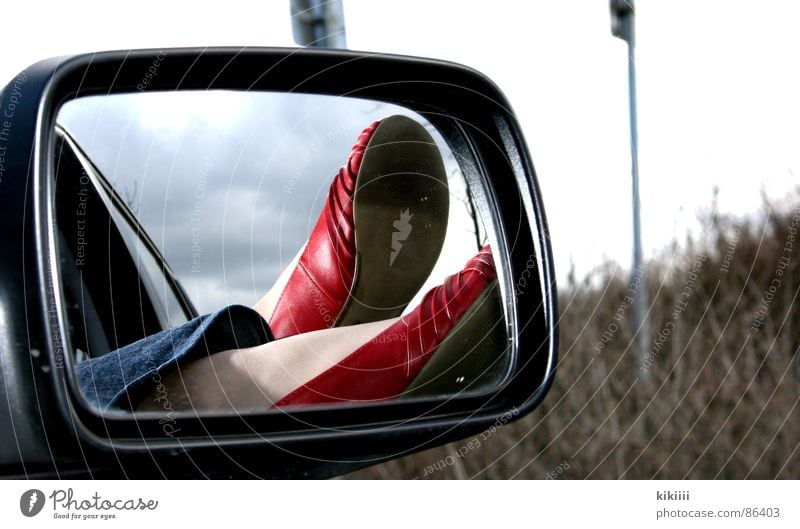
[0,48,556,478]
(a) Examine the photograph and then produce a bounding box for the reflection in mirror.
[53,90,511,414]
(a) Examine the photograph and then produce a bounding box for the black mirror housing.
[0,47,557,478]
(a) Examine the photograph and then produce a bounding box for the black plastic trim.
[1,47,558,478]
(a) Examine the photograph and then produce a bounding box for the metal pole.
[290,0,347,49]
[611,0,650,375]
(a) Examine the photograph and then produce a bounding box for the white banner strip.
[1,480,796,527]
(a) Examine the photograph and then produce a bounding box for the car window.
[54,128,193,356]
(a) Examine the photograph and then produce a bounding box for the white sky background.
[3,0,800,285]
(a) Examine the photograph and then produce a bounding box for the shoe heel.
[402,280,509,397]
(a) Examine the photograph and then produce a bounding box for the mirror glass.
[53,90,511,414]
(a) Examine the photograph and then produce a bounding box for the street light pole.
[290,0,347,49]
[610,0,650,376]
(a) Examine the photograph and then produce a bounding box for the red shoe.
[268,115,450,339]
[275,247,499,406]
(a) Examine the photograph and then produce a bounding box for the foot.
[262,115,450,339]
[274,247,499,406]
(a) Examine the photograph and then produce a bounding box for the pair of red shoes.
[267,116,499,406]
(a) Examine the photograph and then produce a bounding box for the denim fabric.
[76,305,273,411]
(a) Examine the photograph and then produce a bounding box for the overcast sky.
[58,92,483,313]
[4,0,799,288]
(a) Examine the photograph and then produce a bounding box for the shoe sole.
[401,279,509,397]
[335,115,450,326]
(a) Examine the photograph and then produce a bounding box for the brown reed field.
[351,190,800,479]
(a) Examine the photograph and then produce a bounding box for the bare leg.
[252,244,304,322]
[136,316,399,413]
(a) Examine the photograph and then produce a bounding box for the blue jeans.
[76,305,274,411]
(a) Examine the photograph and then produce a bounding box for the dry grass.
[349,191,800,479]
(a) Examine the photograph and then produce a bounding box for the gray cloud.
[58,91,473,314]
